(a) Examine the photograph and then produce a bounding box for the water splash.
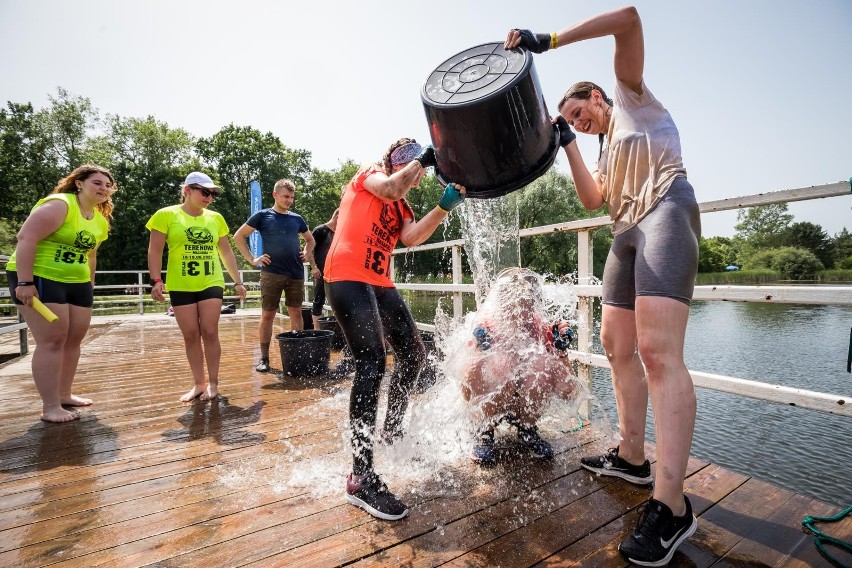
[459,195,520,305]
[215,195,616,518]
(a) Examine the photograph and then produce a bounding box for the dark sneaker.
[580,447,652,485]
[471,428,497,467]
[517,424,554,460]
[255,357,270,373]
[345,473,408,520]
[619,496,698,566]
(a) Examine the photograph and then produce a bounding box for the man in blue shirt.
[234,179,317,372]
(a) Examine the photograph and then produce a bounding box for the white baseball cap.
[183,171,221,190]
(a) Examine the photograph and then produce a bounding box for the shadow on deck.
[0,313,848,567]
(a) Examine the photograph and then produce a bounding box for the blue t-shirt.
[246,208,309,278]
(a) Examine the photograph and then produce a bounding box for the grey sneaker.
[255,357,270,373]
[580,447,652,485]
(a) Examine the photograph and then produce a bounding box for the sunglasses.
[190,185,220,199]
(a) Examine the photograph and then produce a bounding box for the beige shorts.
[259,271,305,311]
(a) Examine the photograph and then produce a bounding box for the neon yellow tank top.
[145,205,229,292]
[6,193,109,283]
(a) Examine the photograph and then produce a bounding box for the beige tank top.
[597,79,687,235]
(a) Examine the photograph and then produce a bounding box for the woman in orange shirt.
[324,138,464,521]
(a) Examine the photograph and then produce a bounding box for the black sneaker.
[345,473,408,520]
[517,424,554,460]
[471,428,497,467]
[619,496,698,566]
[580,447,652,485]
[255,357,270,373]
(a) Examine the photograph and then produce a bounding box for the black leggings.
[327,280,425,476]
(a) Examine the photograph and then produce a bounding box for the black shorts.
[169,286,224,307]
[6,271,94,308]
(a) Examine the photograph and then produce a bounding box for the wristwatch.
[151,277,163,286]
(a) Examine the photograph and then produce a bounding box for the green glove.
[438,183,464,212]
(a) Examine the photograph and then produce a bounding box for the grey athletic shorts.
[602,176,701,308]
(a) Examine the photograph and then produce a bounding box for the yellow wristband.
[550,32,558,49]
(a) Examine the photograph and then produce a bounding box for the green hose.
[802,506,852,567]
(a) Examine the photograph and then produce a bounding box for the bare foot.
[61,394,94,406]
[180,386,206,402]
[41,408,80,423]
[201,384,218,401]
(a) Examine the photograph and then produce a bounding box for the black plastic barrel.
[276,330,334,377]
[317,316,346,350]
[422,43,559,199]
[301,307,314,330]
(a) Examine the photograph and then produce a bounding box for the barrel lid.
[422,42,530,107]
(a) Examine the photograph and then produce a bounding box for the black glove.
[554,115,576,148]
[415,145,437,169]
[514,29,551,54]
[552,324,574,350]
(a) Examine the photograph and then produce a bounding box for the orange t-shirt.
[324,164,415,287]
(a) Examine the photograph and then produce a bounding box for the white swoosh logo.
[660,527,683,549]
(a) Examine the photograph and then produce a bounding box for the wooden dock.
[0,313,849,567]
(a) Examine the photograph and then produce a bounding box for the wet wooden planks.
[0,313,848,567]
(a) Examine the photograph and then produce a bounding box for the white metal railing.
[389,180,852,417]
[2,182,850,416]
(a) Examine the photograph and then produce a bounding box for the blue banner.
[249,180,263,261]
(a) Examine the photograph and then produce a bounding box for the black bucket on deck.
[317,316,346,350]
[276,329,334,377]
[422,43,559,198]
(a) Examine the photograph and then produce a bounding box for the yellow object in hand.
[31,297,58,323]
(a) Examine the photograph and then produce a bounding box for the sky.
[1,0,850,238]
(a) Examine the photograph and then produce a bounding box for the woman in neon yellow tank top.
[146,172,246,402]
[6,164,116,423]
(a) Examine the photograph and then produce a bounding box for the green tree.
[771,247,824,280]
[783,221,834,269]
[831,228,852,268]
[512,169,610,278]
[746,246,824,280]
[298,160,359,228]
[734,203,794,252]
[87,115,199,272]
[698,236,737,272]
[0,219,18,257]
[394,172,460,279]
[41,87,97,170]
[0,101,62,225]
[196,124,312,231]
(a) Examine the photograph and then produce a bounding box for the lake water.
[405,292,852,506]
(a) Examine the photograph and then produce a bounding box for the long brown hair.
[381,137,417,175]
[557,82,614,161]
[52,164,117,224]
